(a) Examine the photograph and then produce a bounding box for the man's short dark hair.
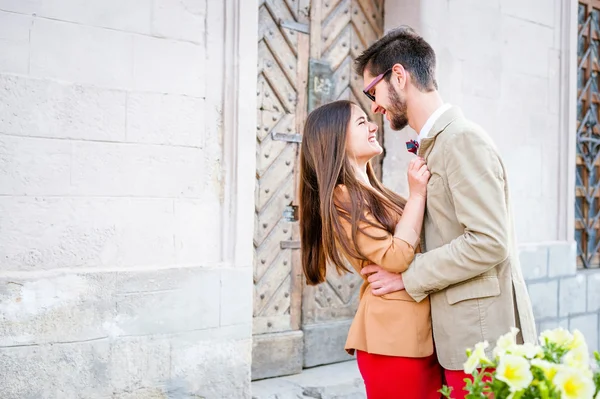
[355,26,438,92]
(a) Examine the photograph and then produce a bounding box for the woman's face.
[345,105,382,164]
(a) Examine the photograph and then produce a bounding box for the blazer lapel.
[417,106,464,160]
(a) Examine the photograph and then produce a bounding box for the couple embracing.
[298,26,536,399]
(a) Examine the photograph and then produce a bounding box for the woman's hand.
[407,157,430,199]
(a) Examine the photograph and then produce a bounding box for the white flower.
[495,354,534,392]
[531,358,559,381]
[509,342,543,359]
[563,345,590,370]
[567,330,588,351]
[463,341,490,374]
[553,366,595,399]
[540,327,573,348]
[494,328,519,358]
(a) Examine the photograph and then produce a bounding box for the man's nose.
[370,102,379,114]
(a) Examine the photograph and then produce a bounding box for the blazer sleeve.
[402,129,510,302]
[336,187,418,273]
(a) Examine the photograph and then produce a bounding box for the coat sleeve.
[402,129,510,302]
[336,187,418,273]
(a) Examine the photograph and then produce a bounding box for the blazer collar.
[417,106,463,158]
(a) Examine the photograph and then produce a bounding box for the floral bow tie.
[406,139,419,154]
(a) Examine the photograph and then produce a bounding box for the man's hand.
[360,265,405,296]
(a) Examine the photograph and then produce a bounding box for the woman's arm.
[339,209,416,274]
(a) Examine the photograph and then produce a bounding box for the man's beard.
[387,88,409,131]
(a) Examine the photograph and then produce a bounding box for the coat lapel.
[417,106,464,160]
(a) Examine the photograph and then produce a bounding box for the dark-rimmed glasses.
[362,68,393,102]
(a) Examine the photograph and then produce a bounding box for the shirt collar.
[417,103,451,144]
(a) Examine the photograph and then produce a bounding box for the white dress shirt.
[417,103,452,145]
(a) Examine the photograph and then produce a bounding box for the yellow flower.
[553,367,595,399]
[495,354,534,391]
[540,327,573,348]
[463,341,490,374]
[531,358,559,381]
[494,328,519,358]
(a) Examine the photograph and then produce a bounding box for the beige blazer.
[402,106,537,370]
[334,186,434,358]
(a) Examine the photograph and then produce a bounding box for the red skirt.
[356,350,442,399]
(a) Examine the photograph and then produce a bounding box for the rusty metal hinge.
[272,131,302,143]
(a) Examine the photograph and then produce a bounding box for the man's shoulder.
[438,116,496,151]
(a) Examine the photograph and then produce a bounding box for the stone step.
[251,360,366,399]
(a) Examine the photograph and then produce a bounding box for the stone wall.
[0,1,256,398]
[383,0,564,244]
[521,242,600,352]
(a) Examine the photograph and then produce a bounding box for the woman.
[299,100,442,399]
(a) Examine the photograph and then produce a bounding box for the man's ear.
[391,63,407,89]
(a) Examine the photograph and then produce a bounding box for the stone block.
[446,3,502,61]
[504,145,543,199]
[548,49,561,115]
[0,339,111,399]
[518,244,548,281]
[174,198,221,265]
[0,197,178,271]
[435,46,464,106]
[461,55,502,100]
[252,359,365,399]
[152,0,207,43]
[252,330,303,380]
[0,11,30,75]
[500,73,548,120]
[303,320,354,368]
[0,0,153,34]
[501,15,554,78]
[548,241,577,277]
[461,95,500,140]
[587,271,600,312]
[0,272,116,346]
[126,92,205,147]
[569,313,599,353]
[220,266,253,327]
[0,74,126,141]
[108,335,171,393]
[169,334,251,398]
[538,318,569,333]
[501,0,555,28]
[527,280,558,319]
[0,135,71,196]
[70,141,204,198]
[30,18,134,88]
[559,274,587,317]
[114,267,220,335]
[132,35,205,97]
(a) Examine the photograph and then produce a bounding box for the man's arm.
[402,128,510,303]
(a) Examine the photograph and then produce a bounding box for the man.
[355,26,536,397]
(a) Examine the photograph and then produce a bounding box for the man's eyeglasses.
[362,68,393,102]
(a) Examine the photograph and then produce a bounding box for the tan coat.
[335,186,434,358]
[402,106,537,370]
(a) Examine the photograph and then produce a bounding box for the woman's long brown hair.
[299,100,407,285]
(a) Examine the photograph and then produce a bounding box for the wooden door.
[252,0,384,380]
[301,0,385,368]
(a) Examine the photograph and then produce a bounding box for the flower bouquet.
[440,327,600,399]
